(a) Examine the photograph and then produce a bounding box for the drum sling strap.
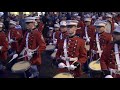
[63,39,70,70]
[8,31,11,44]
[60,33,63,40]
[96,33,102,58]
[85,26,90,42]
[114,44,120,71]
[53,32,55,40]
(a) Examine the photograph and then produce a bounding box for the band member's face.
[60,26,67,33]
[9,24,15,28]
[85,21,91,26]
[26,22,35,30]
[54,27,59,31]
[96,26,105,33]
[106,17,112,21]
[67,25,77,36]
[113,33,120,42]
[36,19,40,23]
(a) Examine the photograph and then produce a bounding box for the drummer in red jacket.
[100,26,120,78]
[55,20,87,78]
[0,22,9,70]
[19,17,46,78]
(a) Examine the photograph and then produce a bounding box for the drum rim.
[53,72,74,78]
[88,60,101,71]
[11,61,31,73]
[46,45,55,50]
[51,51,57,58]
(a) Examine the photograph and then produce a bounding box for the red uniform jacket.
[19,29,46,65]
[0,31,9,60]
[56,36,87,77]
[37,22,44,33]
[100,43,120,78]
[81,25,96,40]
[90,32,112,59]
[8,28,22,52]
[76,21,85,37]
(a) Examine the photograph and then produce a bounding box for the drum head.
[85,45,90,51]
[89,60,101,71]
[51,51,57,58]
[46,45,55,51]
[11,61,31,73]
[53,73,74,78]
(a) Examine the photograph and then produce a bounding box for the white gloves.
[9,39,14,43]
[58,62,76,70]
[69,65,77,70]
[53,39,57,45]
[8,45,11,49]
[0,46,3,50]
[105,75,113,78]
[54,49,58,52]
[27,51,33,60]
[58,63,66,69]
[49,43,53,45]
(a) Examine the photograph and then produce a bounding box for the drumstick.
[8,54,18,63]
[71,60,78,65]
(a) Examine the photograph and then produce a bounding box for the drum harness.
[52,32,57,45]
[8,31,17,49]
[109,44,120,75]
[90,33,103,63]
[18,32,39,60]
[61,38,78,71]
[84,26,90,43]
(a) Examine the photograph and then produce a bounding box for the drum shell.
[53,73,74,78]
[11,61,31,73]
[88,60,102,78]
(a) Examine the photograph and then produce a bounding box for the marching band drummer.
[80,18,96,73]
[90,21,112,61]
[7,20,23,56]
[100,26,120,78]
[34,16,44,33]
[18,17,46,78]
[105,14,115,33]
[52,23,60,45]
[0,22,9,70]
[55,20,87,78]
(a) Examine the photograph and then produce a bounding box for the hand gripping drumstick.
[8,54,18,63]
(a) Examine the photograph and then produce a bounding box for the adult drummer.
[90,20,112,60]
[55,20,87,78]
[19,17,46,78]
[100,26,120,78]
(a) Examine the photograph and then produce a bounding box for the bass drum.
[53,73,74,78]
[89,60,102,78]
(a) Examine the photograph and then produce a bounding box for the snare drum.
[89,60,102,78]
[46,44,55,51]
[11,61,31,73]
[53,73,74,78]
[51,51,57,59]
[85,44,90,51]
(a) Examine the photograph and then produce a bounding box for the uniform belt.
[109,68,120,75]
[60,56,78,61]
